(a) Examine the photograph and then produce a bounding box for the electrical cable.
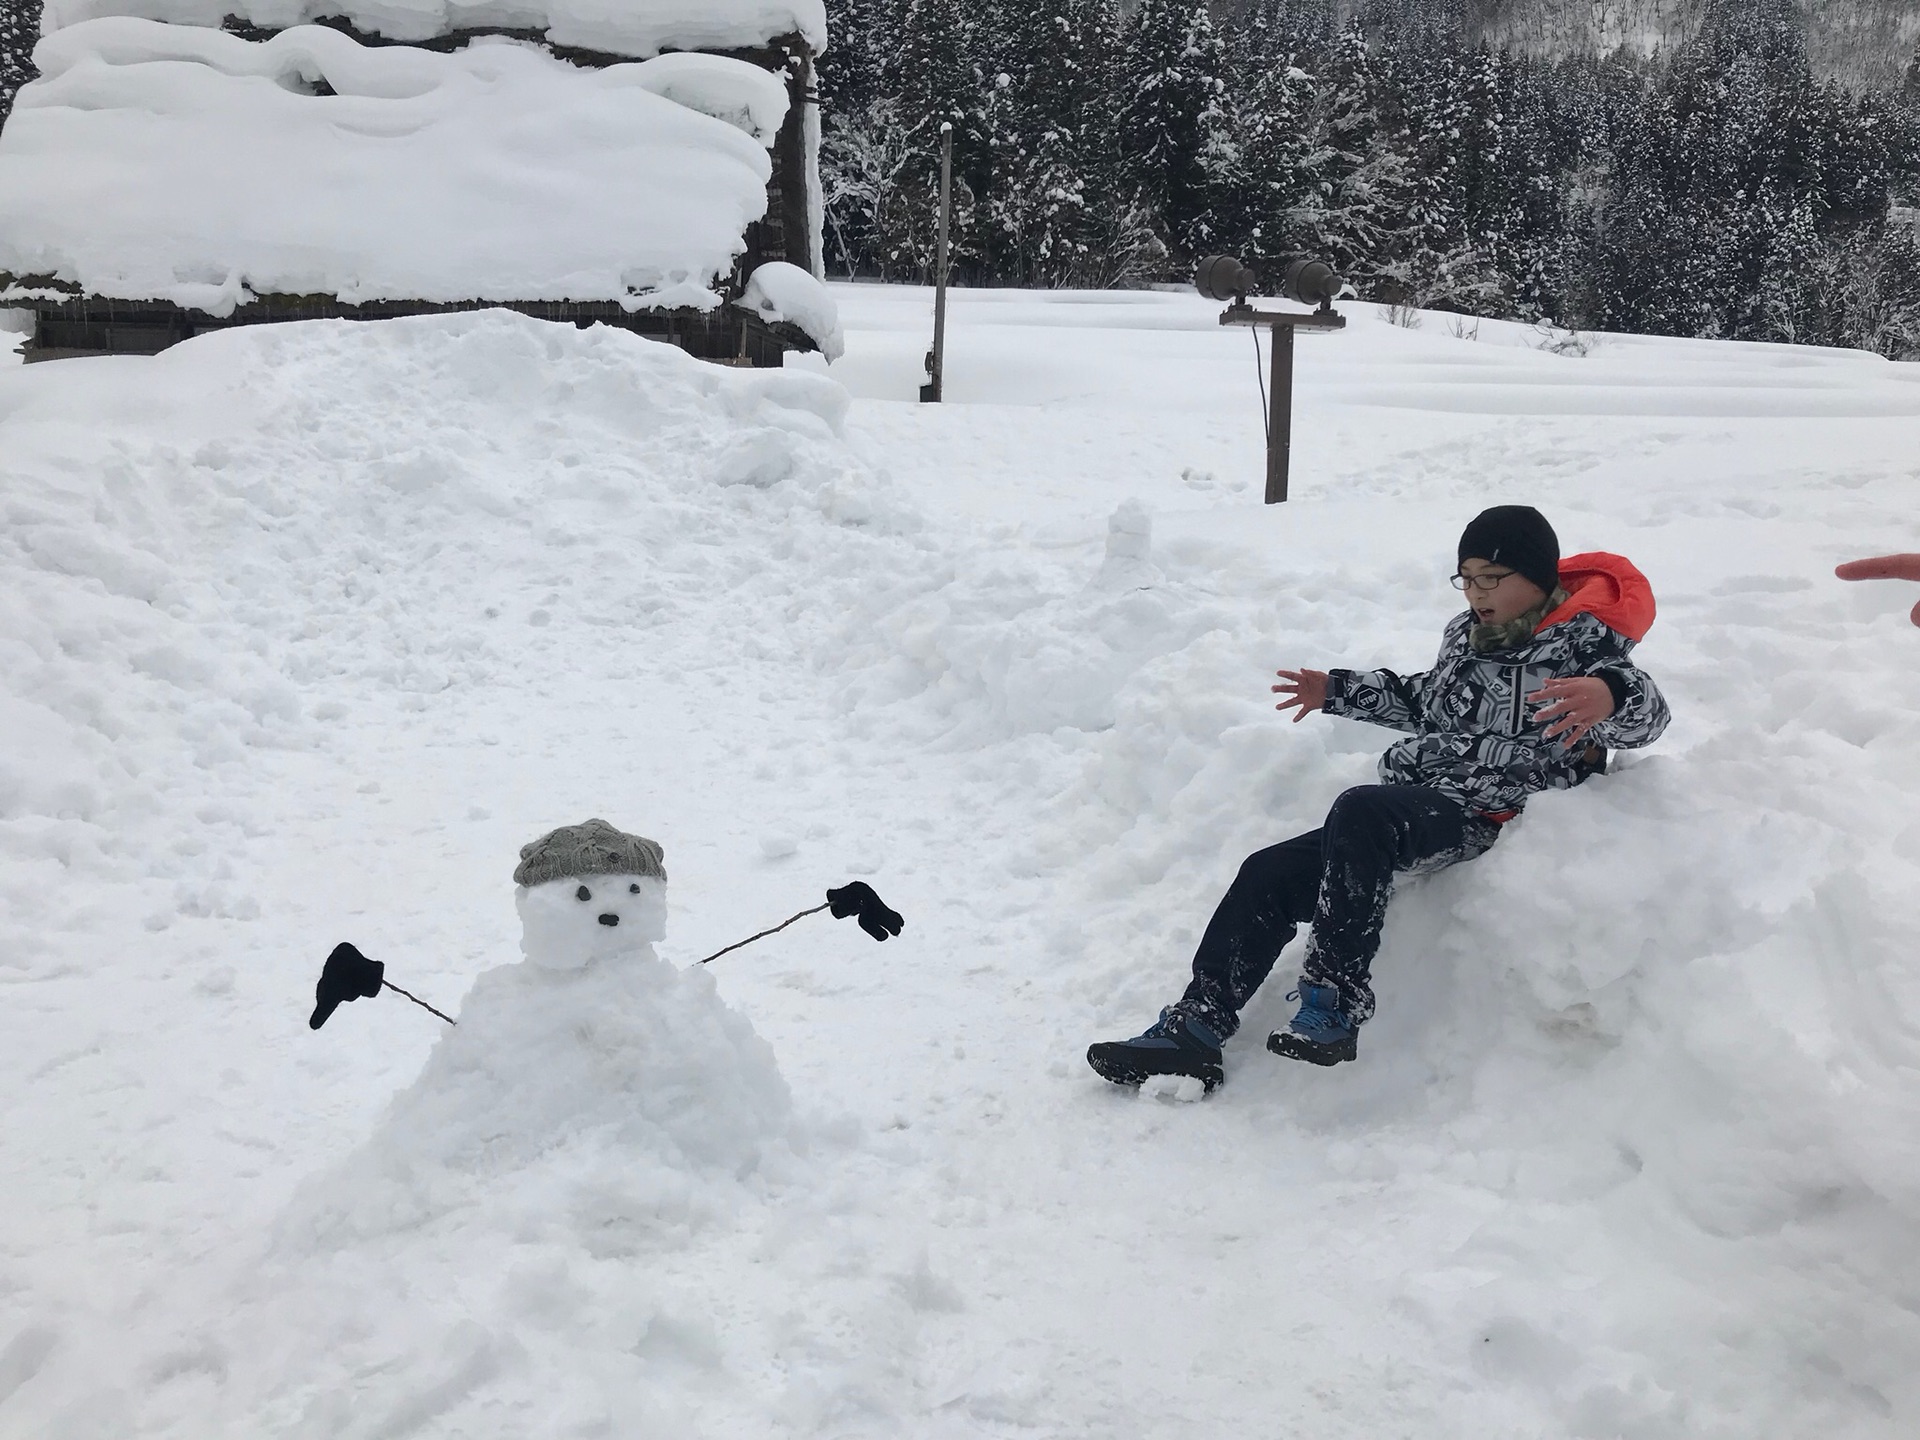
[1251,324,1270,442]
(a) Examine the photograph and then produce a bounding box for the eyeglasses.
[1450,571,1517,593]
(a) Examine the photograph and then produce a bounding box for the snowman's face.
[515,874,667,971]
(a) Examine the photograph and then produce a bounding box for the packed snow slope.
[2,289,1919,1437]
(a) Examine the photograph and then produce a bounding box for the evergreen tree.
[885,0,990,277]
[1286,25,1422,297]
[819,0,913,277]
[1,0,40,131]
[987,0,1133,287]
[1217,6,1318,267]
[1117,0,1235,265]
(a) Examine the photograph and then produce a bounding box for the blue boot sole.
[1267,1030,1357,1067]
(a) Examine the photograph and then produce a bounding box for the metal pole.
[921,122,953,404]
[1266,323,1295,505]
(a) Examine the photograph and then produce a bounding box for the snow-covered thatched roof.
[39,0,829,58]
[0,20,795,316]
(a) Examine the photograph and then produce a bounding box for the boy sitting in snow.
[1088,506,1671,1092]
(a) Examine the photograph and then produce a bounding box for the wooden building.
[0,0,828,364]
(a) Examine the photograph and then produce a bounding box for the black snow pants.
[1176,785,1499,1035]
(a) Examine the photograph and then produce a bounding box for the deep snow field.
[3,285,1920,1438]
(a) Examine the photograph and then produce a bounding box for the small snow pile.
[0,21,783,314]
[738,260,845,360]
[40,0,830,58]
[1092,500,1159,592]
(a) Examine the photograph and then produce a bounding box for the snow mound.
[0,21,781,314]
[0,309,940,1435]
[738,260,844,360]
[39,0,829,58]
[243,950,857,1433]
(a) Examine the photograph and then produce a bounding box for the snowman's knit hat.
[514,818,667,888]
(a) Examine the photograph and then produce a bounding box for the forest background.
[820,0,1920,357]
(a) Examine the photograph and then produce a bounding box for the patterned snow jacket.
[1321,552,1671,820]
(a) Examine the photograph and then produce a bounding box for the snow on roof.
[40,0,828,58]
[736,260,840,360]
[0,20,792,316]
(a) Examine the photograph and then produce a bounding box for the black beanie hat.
[1458,506,1560,596]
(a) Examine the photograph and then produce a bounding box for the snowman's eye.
[629,883,640,894]
[576,885,591,901]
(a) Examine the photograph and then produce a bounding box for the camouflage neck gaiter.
[1469,586,1570,655]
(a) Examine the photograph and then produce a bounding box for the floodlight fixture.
[1282,257,1342,309]
[1194,255,1259,305]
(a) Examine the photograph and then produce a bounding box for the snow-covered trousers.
[1176,785,1499,1034]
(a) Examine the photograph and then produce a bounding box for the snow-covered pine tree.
[1216,4,1317,267]
[1116,0,1236,269]
[1284,24,1422,300]
[1,0,40,130]
[886,0,990,278]
[1375,37,1500,311]
[986,0,1133,287]
[819,0,914,277]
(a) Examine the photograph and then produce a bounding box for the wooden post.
[920,122,953,404]
[1267,323,1295,505]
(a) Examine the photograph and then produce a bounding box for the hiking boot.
[1087,1008,1225,1093]
[1267,980,1357,1067]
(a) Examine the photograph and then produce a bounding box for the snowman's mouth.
[598,914,619,927]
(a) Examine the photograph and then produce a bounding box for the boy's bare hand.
[1530,676,1614,749]
[1273,668,1329,722]
[1836,553,1920,627]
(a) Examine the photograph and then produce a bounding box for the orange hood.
[1539,552,1656,642]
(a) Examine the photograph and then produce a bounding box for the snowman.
[312,819,807,1184]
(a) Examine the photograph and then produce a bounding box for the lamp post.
[1196,256,1347,504]
[920,122,953,404]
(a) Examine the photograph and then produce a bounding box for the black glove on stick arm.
[310,942,385,1029]
[697,883,906,964]
[826,882,904,942]
[309,942,457,1029]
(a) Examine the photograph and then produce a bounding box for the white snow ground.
[2,289,1919,1437]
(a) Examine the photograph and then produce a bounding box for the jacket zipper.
[1509,664,1526,734]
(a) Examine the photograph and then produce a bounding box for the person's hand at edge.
[1273,668,1329,723]
[1837,554,1920,628]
